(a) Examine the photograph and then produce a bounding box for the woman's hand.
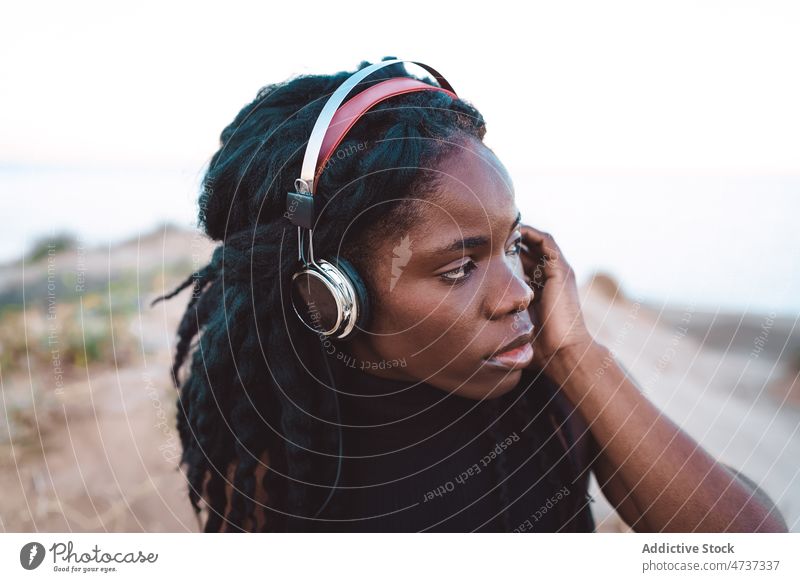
[518,224,595,371]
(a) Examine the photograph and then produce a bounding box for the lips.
[483,329,535,370]
[486,343,534,370]
[486,329,535,360]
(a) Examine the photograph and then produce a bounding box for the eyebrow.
[435,210,521,255]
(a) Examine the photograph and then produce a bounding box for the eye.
[439,235,523,286]
[439,260,477,285]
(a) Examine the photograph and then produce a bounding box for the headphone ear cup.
[333,257,370,337]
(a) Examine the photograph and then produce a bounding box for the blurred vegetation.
[0,225,209,466]
[0,293,138,376]
[26,232,79,263]
[0,257,191,376]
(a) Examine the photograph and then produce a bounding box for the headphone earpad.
[333,256,371,337]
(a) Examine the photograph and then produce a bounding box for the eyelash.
[439,236,523,285]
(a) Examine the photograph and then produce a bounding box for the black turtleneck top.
[313,362,597,532]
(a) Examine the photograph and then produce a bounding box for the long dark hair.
[152,56,587,532]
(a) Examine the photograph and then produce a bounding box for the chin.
[466,366,524,400]
[491,369,525,396]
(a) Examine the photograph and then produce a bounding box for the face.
[343,138,535,399]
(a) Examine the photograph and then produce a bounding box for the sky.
[1,0,798,313]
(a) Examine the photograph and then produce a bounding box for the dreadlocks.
[152,56,585,532]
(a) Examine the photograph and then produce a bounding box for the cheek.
[370,278,466,333]
[372,292,485,366]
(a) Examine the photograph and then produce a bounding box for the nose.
[484,256,535,321]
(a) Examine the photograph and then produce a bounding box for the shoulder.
[520,370,597,530]
[558,397,595,475]
[517,369,593,471]
[527,371,594,478]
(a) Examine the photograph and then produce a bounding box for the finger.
[520,224,561,257]
[519,251,548,290]
[520,224,562,266]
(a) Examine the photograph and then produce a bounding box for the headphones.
[283,59,458,525]
[286,59,458,341]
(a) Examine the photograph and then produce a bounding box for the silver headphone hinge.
[297,226,316,265]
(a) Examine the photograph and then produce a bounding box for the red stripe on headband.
[314,77,458,184]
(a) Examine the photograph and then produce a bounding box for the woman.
[153,57,787,533]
